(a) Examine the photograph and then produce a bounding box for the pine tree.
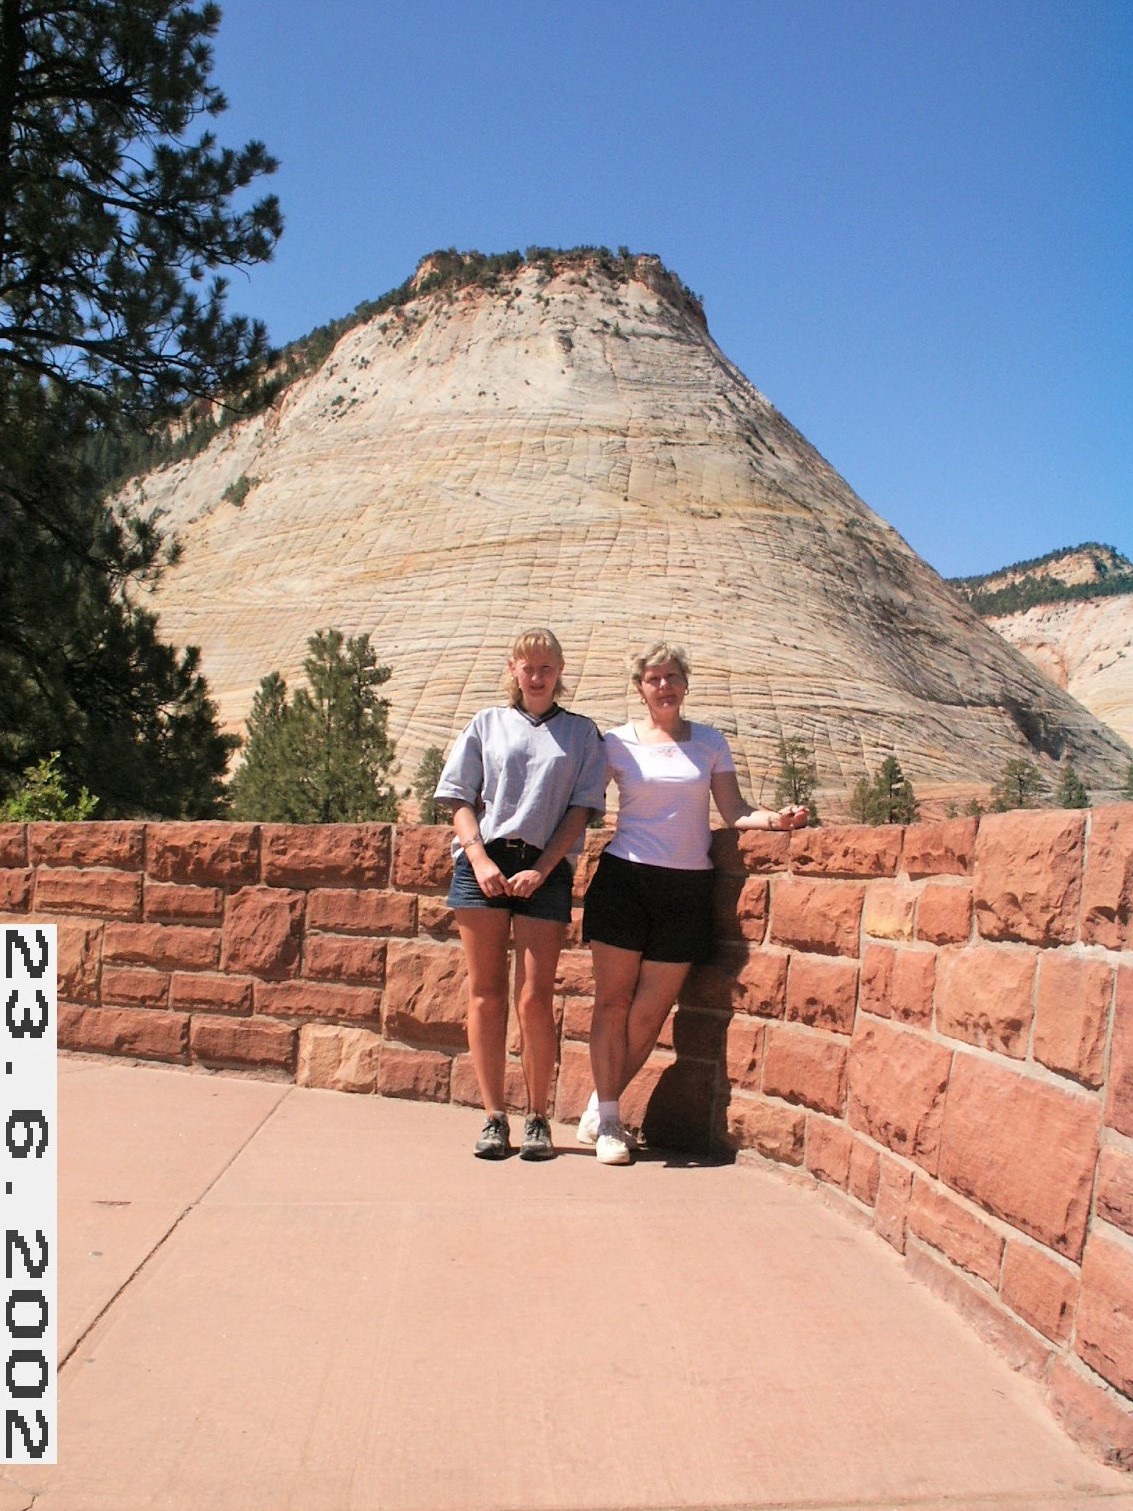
[230,632,399,823]
[0,0,281,813]
[1054,760,1089,810]
[848,756,918,825]
[990,757,1047,812]
[774,736,819,824]
[413,747,447,824]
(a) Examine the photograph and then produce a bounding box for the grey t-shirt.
[435,704,607,861]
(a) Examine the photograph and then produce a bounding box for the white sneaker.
[596,1118,633,1166]
[576,1106,600,1145]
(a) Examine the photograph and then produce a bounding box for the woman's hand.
[778,805,809,830]
[471,857,509,898]
[735,805,809,832]
[505,868,544,898]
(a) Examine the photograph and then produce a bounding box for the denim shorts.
[447,838,574,923]
[582,850,715,963]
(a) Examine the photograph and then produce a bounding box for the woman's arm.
[711,771,808,831]
[450,801,508,898]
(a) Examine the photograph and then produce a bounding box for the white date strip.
[2,926,56,1463]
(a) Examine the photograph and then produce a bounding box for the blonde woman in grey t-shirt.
[435,629,606,1161]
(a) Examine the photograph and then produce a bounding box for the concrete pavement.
[2,1056,1132,1511]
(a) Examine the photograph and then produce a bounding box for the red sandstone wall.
[2,807,1133,1464]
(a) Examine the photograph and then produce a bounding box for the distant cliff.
[951,546,1133,750]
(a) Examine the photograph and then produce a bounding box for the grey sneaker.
[520,1113,555,1161]
[474,1113,511,1159]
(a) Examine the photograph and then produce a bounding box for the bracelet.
[461,834,484,852]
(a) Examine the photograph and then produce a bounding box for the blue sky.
[209,0,1130,579]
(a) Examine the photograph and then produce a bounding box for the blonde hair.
[505,627,566,707]
[629,641,691,688]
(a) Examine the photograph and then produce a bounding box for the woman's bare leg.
[455,908,512,1113]
[511,915,567,1116]
[588,941,644,1103]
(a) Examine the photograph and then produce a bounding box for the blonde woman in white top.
[581,642,808,1164]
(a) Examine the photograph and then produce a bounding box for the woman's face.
[638,659,687,720]
[509,651,562,716]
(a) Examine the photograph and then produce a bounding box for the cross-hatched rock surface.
[135,253,1131,810]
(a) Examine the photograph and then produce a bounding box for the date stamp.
[2,926,56,1463]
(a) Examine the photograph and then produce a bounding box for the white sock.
[586,1089,599,1114]
[598,1100,620,1126]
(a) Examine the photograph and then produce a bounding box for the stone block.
[190,1014,296,1072]
[449,1053,529,1113]
[785,953,858,1035]
[1076,1233,1133,1396]
[100,966,170,1010]
[170,973,254,1016]
[1096,1146,1133,1238]
[0,870,31,911]
[307,887,416,936]
[146,823,260,887]
[907,1179,1004,1287]
[903,1247,1053,1380]
[1049,1356,1133,1470]
[1033,953,1111,1088]
[638,1056,719,1153]
[668,1007,727,1061]
[1080,805,1133,951]
[553,1040,596,1121]
[28,821,143,870]
[901,817,978,878]
[0,825,27,867]
[725,1016,764,1091]
[561,994,592,1042]
[418,896,455,937]
[572,831,609,897]
[789,823,902,878]
[848,1138,881,1207]
[60,1004,188,1061]
[383,939,468,1046]
[770,878,865,958]
[143,882,224,924]
[806,1117,853,1189]
[874,1154,913,1252]
[686,948,788,1019]
[33,867,142,920]
[554,949,593,996]
[857,944,933,1027]
[261,823,392,889]
[762,1025,847,1115]
[1001,1240,1078,1344]
[1105,967,1133,1137]
[725,1096,805,1165]
[304,934,387,985]
[221,887,304,979]
[915,882,973,945]
[933,944,1035,1057]
[938,1054,1100,1260]
[377,1044,451,1102]
[863,881,918,940]
[254,980,381,1023]
[711,828,788,875]
[57,920,102,1005]
[848,1020,951,1173]
[297,1024,382,1092]
[392,824,453,891]
[973,809,1085,946]
[734,876,769,941]
[102,922,220,972]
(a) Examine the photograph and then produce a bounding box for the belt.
[491,837,539,853]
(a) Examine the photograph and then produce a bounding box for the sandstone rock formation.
[954,547,1133,755]
[134,252,1131,811]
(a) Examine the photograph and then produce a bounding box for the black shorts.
[447,839,574,923]
[582,850,715,964]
